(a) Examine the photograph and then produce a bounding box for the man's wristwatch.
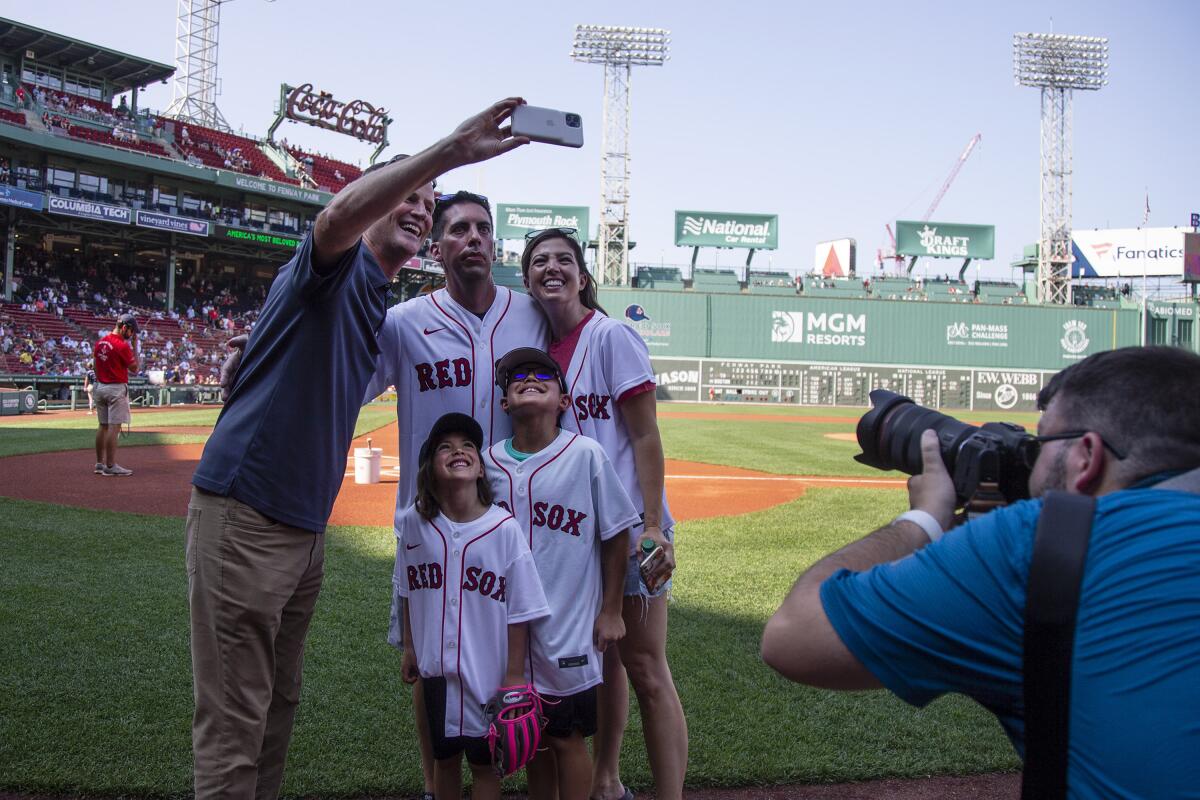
[893,509,945,543]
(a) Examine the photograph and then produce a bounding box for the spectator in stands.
[92,314,139,477]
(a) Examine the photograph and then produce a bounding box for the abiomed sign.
[496,204,590,241]
[675,210,778,250]
[895,220,995,260]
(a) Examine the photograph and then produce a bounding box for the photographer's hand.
[907,429,957,531]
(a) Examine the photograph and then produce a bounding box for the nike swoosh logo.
[405,543,420,550]
[423,327,446,336]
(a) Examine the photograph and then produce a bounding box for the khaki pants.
[186,487,325,800]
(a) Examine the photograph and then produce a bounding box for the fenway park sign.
[284,83,389,144]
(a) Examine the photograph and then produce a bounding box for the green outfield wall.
[596,288,1186,412]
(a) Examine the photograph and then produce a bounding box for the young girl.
[398,412,549,800]
[485,347,639,800]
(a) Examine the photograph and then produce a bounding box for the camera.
[854,389,1037,506]
[565,114,581,128]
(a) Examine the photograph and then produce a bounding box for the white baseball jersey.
[557,312,675,544]
[485,431,640,695]
[365,286,549,514]
[395,503,549,738]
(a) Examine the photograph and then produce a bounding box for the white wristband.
[894,510,945,543]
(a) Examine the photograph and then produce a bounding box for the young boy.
[485,348,640,800]
[398,412,550,800]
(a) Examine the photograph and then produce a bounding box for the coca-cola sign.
[284,83,389,144]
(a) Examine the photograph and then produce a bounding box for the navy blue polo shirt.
[192,234,389,532]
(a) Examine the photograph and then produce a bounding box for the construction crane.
[878,133,982,274]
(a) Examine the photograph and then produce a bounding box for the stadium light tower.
[1013,32,1108,305]
[572,25,670,286]
[163,0,231,130]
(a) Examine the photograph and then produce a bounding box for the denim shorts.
[624,525,674,598]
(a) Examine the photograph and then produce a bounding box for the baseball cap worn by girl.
[418,412,484,465]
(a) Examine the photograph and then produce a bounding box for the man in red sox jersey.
[92,313,139,476]
[485,347,639,800]
[365,192,548,790]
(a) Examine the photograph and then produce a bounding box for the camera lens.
[855,390,977,476]
[565,114,581,128]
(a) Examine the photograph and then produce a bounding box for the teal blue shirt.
[821,488,1200,798]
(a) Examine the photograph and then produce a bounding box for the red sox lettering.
[532,502,588,537]
[573,393,612,421]
[492,500,588,537]
[414,358,472,392]
[406,561,507,602]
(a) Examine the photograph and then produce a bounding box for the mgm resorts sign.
[283,83,389,144]
[674,210,778,250]
[895,220,995,260]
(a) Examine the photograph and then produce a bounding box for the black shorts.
[541,685,598,739]
[422,676,492,766]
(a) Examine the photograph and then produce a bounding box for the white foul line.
[665,474,905,486]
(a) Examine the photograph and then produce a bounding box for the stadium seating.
[287,146,362,192]
[0,108,26,127]
[169,119,296,184]
[635,267,685,290]
[689,268,741,293]
[67,125,171,158]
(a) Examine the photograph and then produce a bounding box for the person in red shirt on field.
[92,314,139,476]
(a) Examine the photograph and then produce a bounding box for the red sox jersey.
[366,286,549,514]
[395,503,549,738]
[555,312,675,544]
[485,431,640,695]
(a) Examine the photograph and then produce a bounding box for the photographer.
[762,346,1200,796]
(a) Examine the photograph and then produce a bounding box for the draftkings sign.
[895,220,996,260]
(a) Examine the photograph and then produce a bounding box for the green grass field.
[0,401,1022,796]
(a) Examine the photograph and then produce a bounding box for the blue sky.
[15,0,1199,279]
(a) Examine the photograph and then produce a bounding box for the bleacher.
[287,146,362,192]
[690,268,740,293]
[747,271,799,295]
[492,263,527,290]
[634,266,685,290]
[171,120,296,184]
[67,125,171,158]
[0,108,26,127]
[799,278,869,299]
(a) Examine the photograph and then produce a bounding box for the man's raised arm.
[311,97,530,270]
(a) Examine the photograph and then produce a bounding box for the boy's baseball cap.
[495,347,567,393]
[419,412,484,464]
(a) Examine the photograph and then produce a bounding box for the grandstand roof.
[0,17,174,92]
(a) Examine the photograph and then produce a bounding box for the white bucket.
[354,447,383,484]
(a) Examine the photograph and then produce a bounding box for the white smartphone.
[511,105,584,148]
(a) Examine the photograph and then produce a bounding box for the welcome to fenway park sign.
[281,83,389,144]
